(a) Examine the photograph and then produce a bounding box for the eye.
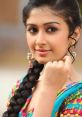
[46,27,58,33]
[27,27,38,34]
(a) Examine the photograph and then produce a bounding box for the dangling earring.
[71,51,77,58]
[27,52,34,68]
[68,39,77,63]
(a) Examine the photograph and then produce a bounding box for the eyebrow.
[26,21,60,26]
[44,22,60,25]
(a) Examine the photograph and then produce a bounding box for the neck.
[69,65,81,83]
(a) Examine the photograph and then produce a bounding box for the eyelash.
[27,27,58,34]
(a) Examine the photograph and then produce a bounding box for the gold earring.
[27,52,33,68]
[72,51,77,58]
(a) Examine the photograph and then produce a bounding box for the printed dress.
[7,78,82,117]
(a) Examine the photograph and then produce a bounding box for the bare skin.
[26,6,81,117]
[27,56,81,117]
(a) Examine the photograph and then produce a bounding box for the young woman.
[3,0,82,117]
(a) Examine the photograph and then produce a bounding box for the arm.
[33,56,72,117]
[33,87,57,117]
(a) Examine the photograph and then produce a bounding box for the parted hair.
[3,0,82,116]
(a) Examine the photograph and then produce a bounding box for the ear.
[71,26,81,42]
[69,26,81,46]
[73,26,81,41]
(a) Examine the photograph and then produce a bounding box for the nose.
[35,31,46,45]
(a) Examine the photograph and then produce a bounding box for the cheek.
[26,34,33,49]
[52,36,69,52]
[27,39,33,50]
[26,35,36,53]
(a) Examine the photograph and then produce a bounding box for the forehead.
[26,6,66,25]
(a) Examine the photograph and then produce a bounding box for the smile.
[35,49,51,57]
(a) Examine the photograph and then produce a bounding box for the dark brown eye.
[27,27,38,34]
[47,27,58,32]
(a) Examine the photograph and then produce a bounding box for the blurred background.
[0,0,82,116]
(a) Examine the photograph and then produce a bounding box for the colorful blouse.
[7,78,82,117]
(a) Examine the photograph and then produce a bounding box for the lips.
[35,49,51,56]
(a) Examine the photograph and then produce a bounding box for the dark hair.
[23,0,82,62]
[3,0,82,116]
[3,61,44,117]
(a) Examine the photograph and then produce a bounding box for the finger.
[44,61,52,69]
[58,60,64,64]
[57,60,64,68]
[63,55,72,69]
[52,61,58,67]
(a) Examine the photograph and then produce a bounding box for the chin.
[36,56,64,64]
[36,58,49,64]
[37,60,47,64]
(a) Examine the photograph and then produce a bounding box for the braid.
[3,60,44,117]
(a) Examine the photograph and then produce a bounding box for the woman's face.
[26,7,71,64]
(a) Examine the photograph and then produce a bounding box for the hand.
[39,55,72,91]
